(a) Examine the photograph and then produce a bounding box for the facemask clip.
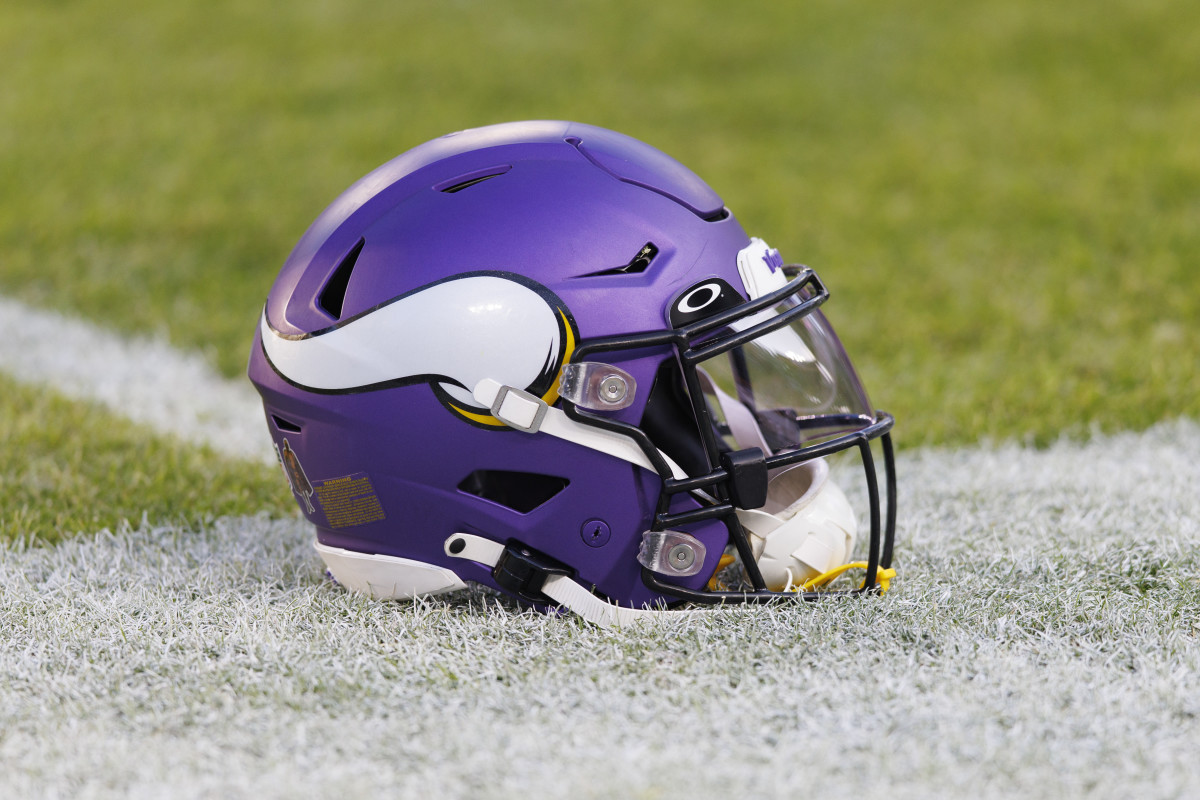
[720,447,768,509]
[560,362,636,411]
[637,530,707,577]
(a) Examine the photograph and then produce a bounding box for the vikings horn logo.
[260,271,577,427]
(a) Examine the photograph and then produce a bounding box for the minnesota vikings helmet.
[248,121,896,626]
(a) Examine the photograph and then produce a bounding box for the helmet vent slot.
[271,414,302,433]
[577,242,659,278]
[457,470,569,514]
[436,164,512,194]
[317,237,365,320]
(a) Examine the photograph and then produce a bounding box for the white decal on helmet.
[261,273,575,425]
[736,237,787,301]
[731,237,818,364]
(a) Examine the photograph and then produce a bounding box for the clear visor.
[697,300,874,455]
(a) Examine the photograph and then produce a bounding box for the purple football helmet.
[248,121,896,626]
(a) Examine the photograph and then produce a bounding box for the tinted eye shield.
[561,267,897,603]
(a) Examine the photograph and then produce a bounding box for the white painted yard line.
[0,295,274,464]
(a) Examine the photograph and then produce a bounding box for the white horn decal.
[261,272,576,426]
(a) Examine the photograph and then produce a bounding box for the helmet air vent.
[457,470,569,514]
[435,164,512,194]
[271,414,302,433]
[317,237,365,320]
[576,242,659,278]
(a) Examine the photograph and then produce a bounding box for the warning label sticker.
[312,472,386,529]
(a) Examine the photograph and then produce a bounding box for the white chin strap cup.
[736,459,858,591]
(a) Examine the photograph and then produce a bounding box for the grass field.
[3,422,1198,798]
[2,0,1198,797]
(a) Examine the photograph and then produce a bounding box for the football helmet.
[248,121,896,626]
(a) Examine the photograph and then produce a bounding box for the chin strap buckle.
[491,544,572,603]
[444,533,571,604]
[490,384,549,433]
[473,379,548,433]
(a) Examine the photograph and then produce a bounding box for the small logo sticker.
[278,438,315,514]
[668,277,744,328]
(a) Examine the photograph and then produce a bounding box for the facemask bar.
[561,267,896,603]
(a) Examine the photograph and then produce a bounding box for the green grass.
[0,379,292,544]
[2,0,1198,449]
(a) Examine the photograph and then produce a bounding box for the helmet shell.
[249,121,756,607]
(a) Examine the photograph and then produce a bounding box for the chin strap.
[694,369,772,455]
[444,533,678,628]
[472,379,687,480]
[448,532,894,625]
[796,562,897,593]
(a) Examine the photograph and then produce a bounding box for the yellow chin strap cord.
[706,554,895,594]
[800,562,897,593]
[706,554,738,591]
